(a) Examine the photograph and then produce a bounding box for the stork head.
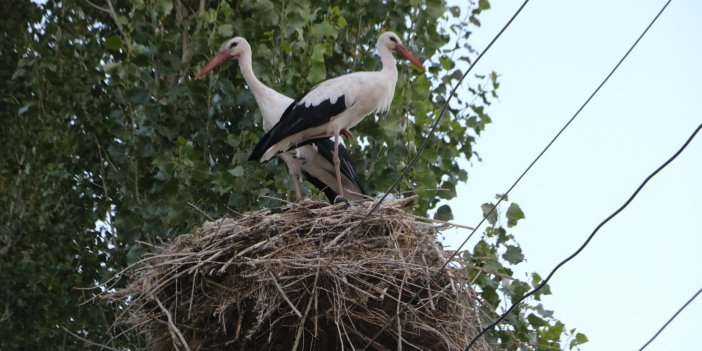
[377,32,426,72]
[195,37,251,79]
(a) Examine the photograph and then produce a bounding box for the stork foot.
[376,192,397,201]
[341,128,353,139]
[333,195,348,204]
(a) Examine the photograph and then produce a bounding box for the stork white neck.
[237,50,292,131]
[237,50,266,100]
[378,42,399,86]
[372,40,399,114]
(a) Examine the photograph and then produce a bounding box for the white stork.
[249,31,425,199]
[195,37,365,202]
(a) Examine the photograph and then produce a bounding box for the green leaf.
[228,166,244,177]
[176,135,188,145]
[220,1,233,18]
[157,0,173,15]
[11,67,27,79]
[508,280,529,301]
[469,15,481,27]
[307,44,327,82]
[310,21,337,39]
[126,245,147,265]
[439,56,454,70]
[117,15,129,26]
[337,16,348,28]
[532,272,543,286]
[379,116,403,134]
[425,0,445,18]
[294,3,316,22]
[202,8,217,24]
[218,24,234,38]
[543,321,565,341]
[506,202,525,227]
[480,285,500,307]
[535,303,554,318]
[433,204,453,221]
[226,134,240,147]
[125,86,149,104]
[570,332,589,349]
[480,203,498,225]
[310,43,326,62]
[102,61,121,73]
[535,282,552,298]
[502,244,524,264]
[479,0,491,10]
[104,35,123,51]
[527,313,547,328]
[307,63,326,83]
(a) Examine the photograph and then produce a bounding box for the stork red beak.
[195,51,234,79]
[395,45,426,72]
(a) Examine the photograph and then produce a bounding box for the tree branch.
[155,297,192,351]
[175,0,192,82]
[85,0,132,53]
[61,326,121,351]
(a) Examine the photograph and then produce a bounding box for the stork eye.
[389,37,398,43]
[229,42,238,49]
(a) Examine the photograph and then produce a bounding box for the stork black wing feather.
[312,138,366,196]
[302,171,338,203]
[248,102,295,161]
[249,96,347,161]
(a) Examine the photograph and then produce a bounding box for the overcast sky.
[442,1,701,350]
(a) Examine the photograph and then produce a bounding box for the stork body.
[196,37,365,202]
[249,32,425,199]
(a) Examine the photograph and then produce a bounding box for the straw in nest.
[108,197,492,351]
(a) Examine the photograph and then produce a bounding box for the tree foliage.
[468,196,588,350]
[0,0,584,349]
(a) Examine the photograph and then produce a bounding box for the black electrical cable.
[464,3,673,349]
[638,286,702,351]
[354,0,675,348]
[465,121,699,350]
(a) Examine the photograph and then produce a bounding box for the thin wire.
[467,122,701,350]
[638,286,702,351]
[464,2,673,349]
[355,0,675,348]
[359,1,531,350]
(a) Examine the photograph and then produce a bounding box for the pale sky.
[442,1,701,350]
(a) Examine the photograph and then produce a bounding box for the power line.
[359,1,531,349]
[466,121,701,350]
[638,286,702,351]
[354,0,675,348]
[463,2,673,349]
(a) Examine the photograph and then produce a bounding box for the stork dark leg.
[290,172,302,202]
[283,163,303,202]
[333,131,346,201]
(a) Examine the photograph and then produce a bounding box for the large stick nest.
[109,198,492,351]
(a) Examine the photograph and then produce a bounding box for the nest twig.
[107,197,492,351]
